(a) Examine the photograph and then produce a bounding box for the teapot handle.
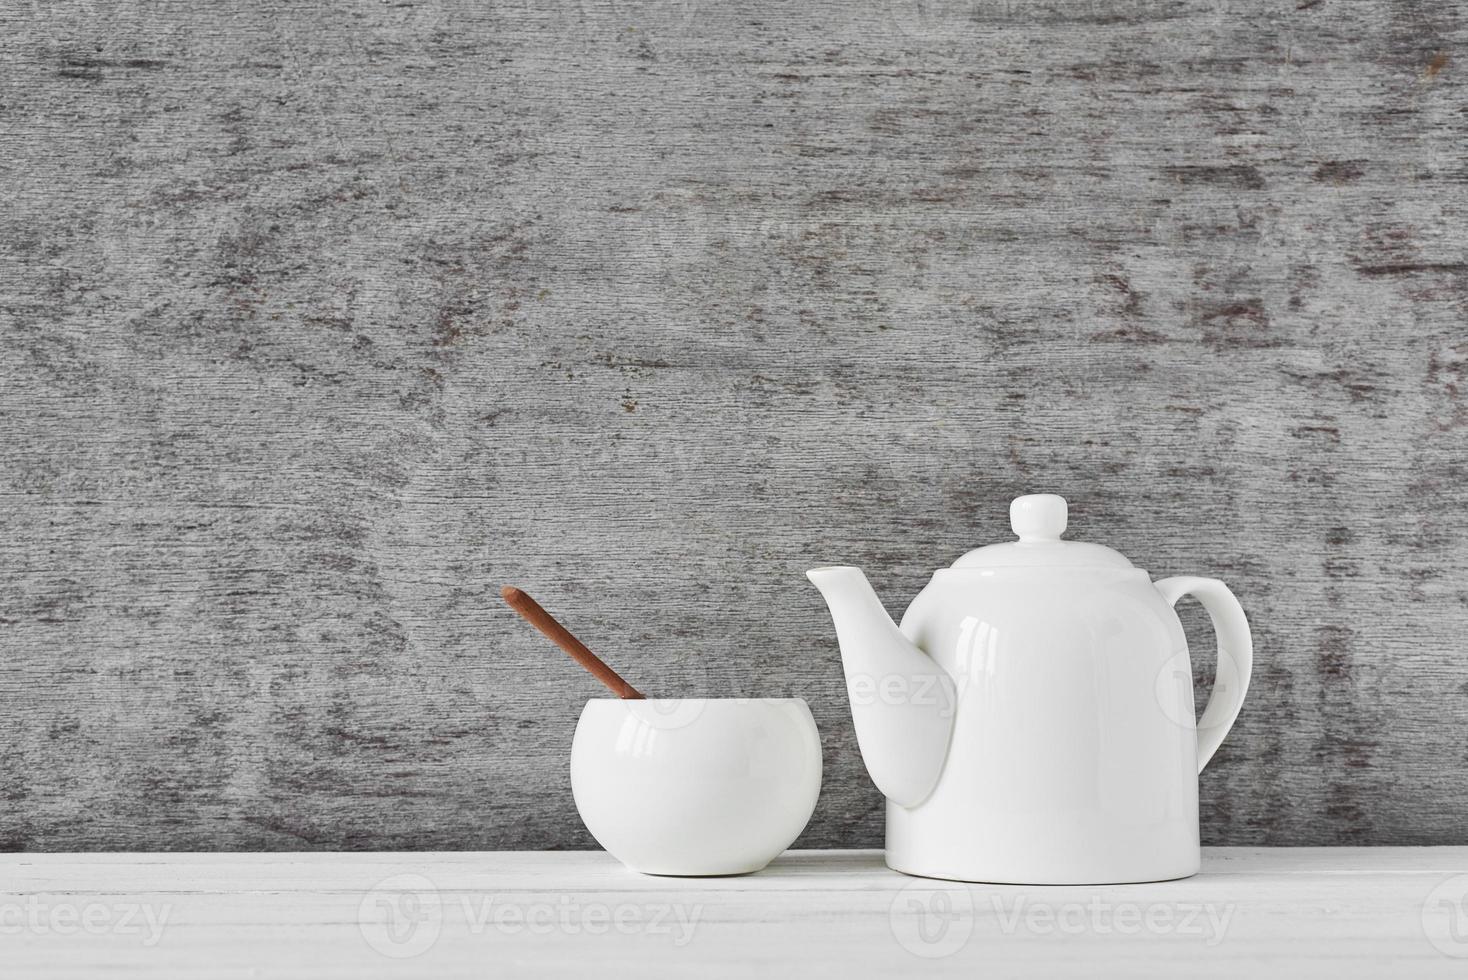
[1154,577,1254,773]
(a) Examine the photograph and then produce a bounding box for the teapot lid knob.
[1011,494,1067,542]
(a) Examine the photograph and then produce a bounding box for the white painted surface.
[2,848,1467,978]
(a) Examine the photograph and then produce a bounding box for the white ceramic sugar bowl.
[571,698,822,876]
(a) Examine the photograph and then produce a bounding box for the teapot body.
[807,494,1253,884]
[888,566,1202,884]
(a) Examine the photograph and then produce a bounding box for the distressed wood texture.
[1,0,1466,851]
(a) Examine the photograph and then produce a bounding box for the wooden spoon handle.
[501,586,646,700]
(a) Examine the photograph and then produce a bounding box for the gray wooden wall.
[2,0,1465,851]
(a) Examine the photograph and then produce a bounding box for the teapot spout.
[806,566,956,807]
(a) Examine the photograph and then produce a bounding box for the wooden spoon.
[501,586,646,699]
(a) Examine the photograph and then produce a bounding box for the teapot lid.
[950,494,1134,569]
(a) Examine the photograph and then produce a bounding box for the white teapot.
[807,494,1252,884]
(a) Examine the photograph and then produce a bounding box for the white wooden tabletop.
[3,848,1468,977]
